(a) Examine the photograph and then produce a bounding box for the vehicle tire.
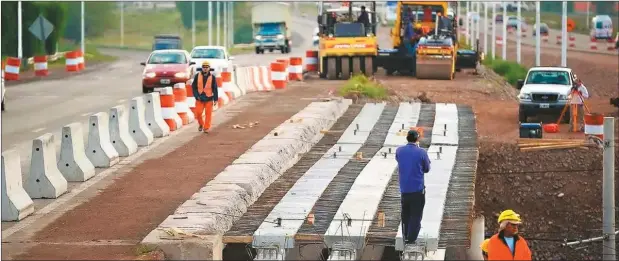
[269,49,274,52]
[352,56,362,76]
[142,86,150,94]
[518,110,527,123]
[327,57,337,80]
[255,47,261,54]
[1,100,5,111]
[363,56,374,77]
[386,68,394,76]
[341,57,351,80]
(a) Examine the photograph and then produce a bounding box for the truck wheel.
[518,111,527,123]
[255,47,261,54]
[269,49,274,53]
[142,86,150,94]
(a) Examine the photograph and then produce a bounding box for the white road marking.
[117,99,126,104]
[81,112,93,117]
[32,127,46,133]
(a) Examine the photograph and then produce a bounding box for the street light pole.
[120,2,124,47]
[18,1,23,59]
[561,1,567,67]
[491,2,496,59]
[217,1,220,46]
[535,1,541,66]
[208,1,213,46]
[516,1,521,64]
[192,1,196,47]
[602,117,616,261]
[81,1,85,53]
[502,4,507,59]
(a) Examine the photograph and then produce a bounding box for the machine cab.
[152,34,182,51]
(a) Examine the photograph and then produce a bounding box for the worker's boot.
[198,126,203,132]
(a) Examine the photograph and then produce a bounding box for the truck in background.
[152,34,182,51]
[252,2,292,54]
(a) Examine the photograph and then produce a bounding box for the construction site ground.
[3,30,618,261]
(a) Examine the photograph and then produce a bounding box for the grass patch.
[483,54,528,86]
[339,74,388,100]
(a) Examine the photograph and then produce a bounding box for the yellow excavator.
[316,2,378,80]
[375,1,480,80]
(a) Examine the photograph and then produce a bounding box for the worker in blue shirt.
[395,129,431,244]
[403,17,417,56]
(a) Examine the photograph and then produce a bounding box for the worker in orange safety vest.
[191,61,219,134]
[568,76,589,132]
[486,209,532,260]
[481,238,490,260]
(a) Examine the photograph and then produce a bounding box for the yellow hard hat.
[414,22,422,29]
[480,239,490,253]
[497,209,522,224]
[201,61,210,67]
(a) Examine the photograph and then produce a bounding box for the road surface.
[1,16,316,179]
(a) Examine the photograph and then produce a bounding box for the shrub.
[339,74,388,99]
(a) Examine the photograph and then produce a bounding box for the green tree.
[63,2,117,43]
[176,1,220,29]
[42,2,68,54]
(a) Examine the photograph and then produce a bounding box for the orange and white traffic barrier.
[33,55,49,77]
[77,50,85,71]
[289,57,303,81]
[259,66,274,90]
[306,50,318,72]
[65,51,80,72]
[606,41,615,51]
[185,81,196,116]
[173,83,193,125]
[590,38,598,50]
[4,57,21,81]
[584,113,604,139]
[276,59,289,81]
[495,36,503,46]
[221,71,239,99]
[271,62,287,89]
[556,35,562,45]
[569,35,576,47]
[159,87,182,131]
[216,75,230,109]
[235,67,252,93]
[542,35,549,43]
[250,67,266,91]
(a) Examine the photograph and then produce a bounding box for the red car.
[140,49,195,93]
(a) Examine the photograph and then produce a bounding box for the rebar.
[224,105,363,238]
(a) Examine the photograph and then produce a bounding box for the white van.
[591,15,613,40]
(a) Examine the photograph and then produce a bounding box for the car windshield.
[526,70,571,85]
[191,48,225,59]
[148,52,186,64]
[334,23,365,37]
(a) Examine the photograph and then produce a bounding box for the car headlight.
[255,35,262,40]
[175,72,188,79]
[518,93,531,100]
[276,34,284,39]
[143,72,156,78]
[558,94,568,100]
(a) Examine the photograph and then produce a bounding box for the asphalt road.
[1,16,316,178]
[467,17,618,55]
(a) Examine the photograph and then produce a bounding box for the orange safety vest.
[487,233,532,261]
[197,73,214,97]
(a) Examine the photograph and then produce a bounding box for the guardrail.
[25,52,67,65]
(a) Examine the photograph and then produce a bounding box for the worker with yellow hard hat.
[480,238,490,260]
[191,60,219,133]
[486,210,532,260]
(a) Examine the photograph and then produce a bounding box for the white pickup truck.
[517,66,577,123]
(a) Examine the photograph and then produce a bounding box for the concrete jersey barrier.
[58,122,96,182]
[1,149,35,221]
[25,133,68,199]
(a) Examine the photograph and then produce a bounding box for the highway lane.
[1,16,316,179]
[472,18,617,55]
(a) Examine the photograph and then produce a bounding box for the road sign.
[567,18,575,32]
[28,15,54,41]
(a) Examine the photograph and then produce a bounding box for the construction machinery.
[375,1,480,79]
[316,2,378,80]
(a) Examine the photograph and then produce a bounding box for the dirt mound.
[476,141,619,260]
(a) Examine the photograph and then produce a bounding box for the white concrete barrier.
[252,67,266,91]
[259,66,274,90]
[142,99,352,260]
[129,97,155,147]
[1,149,35,221]
[109,105,139,157]
[231,66,247,96]
[86,112,120,168]
[57,122,96,182]
[236,67,252,93]
[25,133,68,199]
[144,92,171,138]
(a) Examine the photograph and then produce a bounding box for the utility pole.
[222,2,230,48]
[456,1,461,40]
[561,1,567,67]
[208,1,213,46]
[17,1,23,59]
[467,1,471,46]
[483,2,488,55]
[192,1,196,47]
[535,1,541,66]
[603,117,616,261]
[476,1,480,48]
[229,1,234,47]
[586,1,590,29]
[502,5,507,59]
[516,1,521,64]
[491,2,496,59]
[216,1,220,46]
[120,2,124,47]
[81,1,85,53]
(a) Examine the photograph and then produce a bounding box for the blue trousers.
[401,191,425,243]
[403,40,416,56]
